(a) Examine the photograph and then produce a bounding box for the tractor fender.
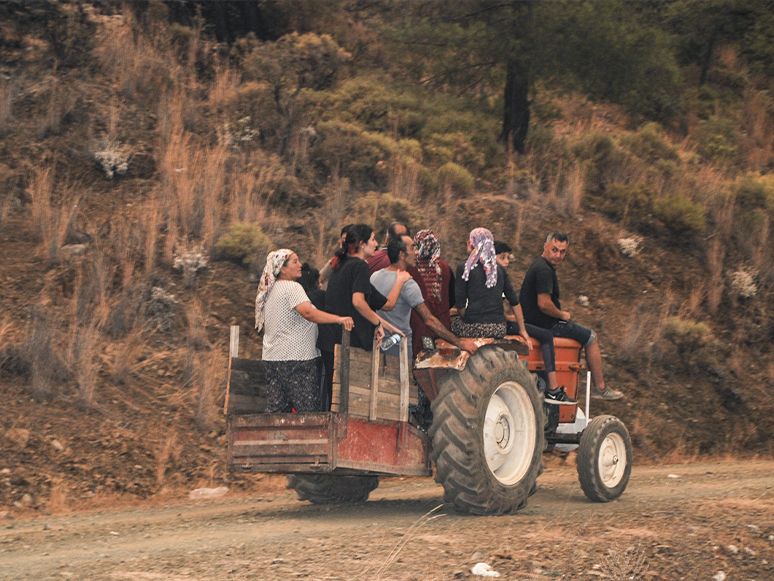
[413,337,529,402]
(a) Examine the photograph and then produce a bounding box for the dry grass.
[108,328,146,386]
[0,78,16,135]
[69,322,101,409]
[707,238,725,315]
[143,197,161,274]
[751,215,771,273]
[547,162,586,217]
[600,540,649,581]
[157,115,228,252]
[307,171,349,267]
[47,477,68,514]
[27,165,82,265]
[388,155,422,203]
[23,309,64,401]
[96,11,182,101]
[36,78,77,140]
[153,431,182,487]
[195,350,224,431]
[228,151,284,226]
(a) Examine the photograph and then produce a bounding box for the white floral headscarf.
[462,228,497,288]
[254,249,293,331]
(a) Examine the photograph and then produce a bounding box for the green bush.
[348,193,424,238]
[310,76,425,136]
[663,317,712,354]
[733,176,774,232]
[622,122,679,163]
[311,120,398,185]
[215,223,269,266]
[691,116,739,165]
[571,132,629,195]
[653,195,706,236]
[436,162,474,196]
[734,176,774,213]
[681,86,718,121]
[600,183,655,226]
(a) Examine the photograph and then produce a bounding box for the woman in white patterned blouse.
[255,249,354,413]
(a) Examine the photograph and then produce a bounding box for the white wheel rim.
[483,381,537,485]
[598,432,627,488]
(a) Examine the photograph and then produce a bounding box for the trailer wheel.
[429,346,544,515]
[286,474,379,504]
[577,415,632,502]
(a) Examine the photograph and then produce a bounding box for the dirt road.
[1,460,773,581]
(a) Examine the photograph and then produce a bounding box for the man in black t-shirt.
[520,232,624,402]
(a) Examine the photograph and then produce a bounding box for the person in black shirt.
[317,224,408,409]
[452,228,529,344]
[520,232,624,402]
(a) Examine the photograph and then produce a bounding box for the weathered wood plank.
[399,338,409,423]
[370,345,380,421]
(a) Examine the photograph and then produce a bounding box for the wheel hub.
[483,381,538,485]
[598,433,626,486]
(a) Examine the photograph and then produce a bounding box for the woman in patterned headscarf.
[406,229,456,357]
[452,228,528,341]
[256,249,354,413]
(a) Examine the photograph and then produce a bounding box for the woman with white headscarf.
[255,249,354,413]
[452,228,527,341]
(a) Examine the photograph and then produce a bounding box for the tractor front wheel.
[429,347,544,515]
[286,474,379,504]
[577,415,632,502]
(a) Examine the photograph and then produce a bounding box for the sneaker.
[544,386,577,406]
[591,386,624,401]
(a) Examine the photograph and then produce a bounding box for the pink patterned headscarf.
[254,249,293,331]
[414,229,442,300]
[462,228,497,288]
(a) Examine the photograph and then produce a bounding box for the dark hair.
[386,236,408,265]
[340,223,354,237]
[297,263,320,294]
[385,222,410,244]
[545,231,569,244]
[494,240,511,255]
[333,223,373,270]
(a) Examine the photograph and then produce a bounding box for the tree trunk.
[699,25,718,86]
[499,57,530,154]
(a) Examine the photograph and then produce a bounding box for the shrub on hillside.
[348,193,423,239]
[423,132,486,174]
[311,121,398,186]
[214,223,269,267]
[599,182,655,227]
[734,176,774,215]
[571,132,629,194]
[621,122,679,164]
[653,195,706,236]
[436,162,474,196]
[310,76,425,136]
[682,86,720,121]
[663,316,712,354]
[692,117,739,166]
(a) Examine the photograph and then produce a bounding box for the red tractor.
[226,327,631,515]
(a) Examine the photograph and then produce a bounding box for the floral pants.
[263,358,320,413]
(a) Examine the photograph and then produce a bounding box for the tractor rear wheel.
[577,415,632,502]
[429,347,544,515]
[286,474,379,504]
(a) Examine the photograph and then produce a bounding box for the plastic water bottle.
[380,333,401,351]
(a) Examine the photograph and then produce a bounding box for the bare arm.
[537,293,570,321]
[512,304,532,349]
[295,302,354,331]
[415,303,478,355]
[380,270,412,311]
[352,292,385,342]
[376,315,404,337]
